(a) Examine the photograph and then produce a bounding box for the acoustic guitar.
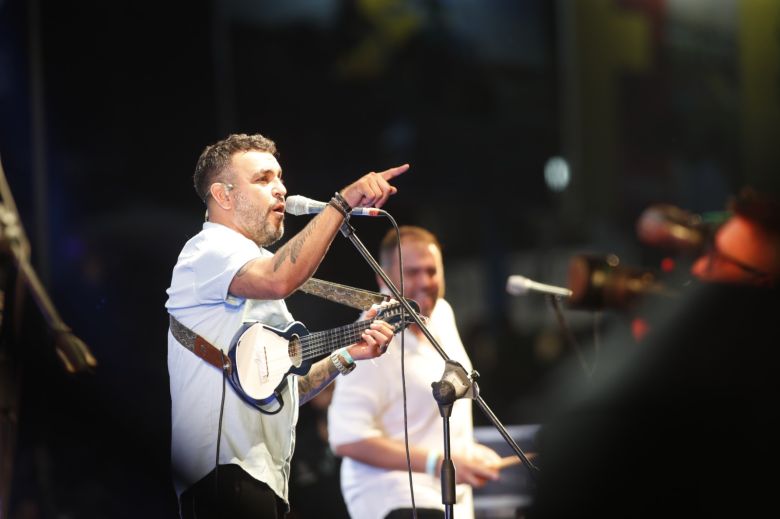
[227,301,419,414]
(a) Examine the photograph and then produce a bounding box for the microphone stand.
[338,219,539,515]
[431,359,480,518]
[0,156,97,519]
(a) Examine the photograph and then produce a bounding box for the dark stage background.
[1,0,778,517]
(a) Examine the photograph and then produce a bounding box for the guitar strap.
[297,277,392,310]
[168,315,232,375]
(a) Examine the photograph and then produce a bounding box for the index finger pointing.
[379,163,410,181]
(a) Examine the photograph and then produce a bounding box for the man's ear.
[210,183,232,210]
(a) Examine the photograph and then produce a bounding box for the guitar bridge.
[253,345,270,381]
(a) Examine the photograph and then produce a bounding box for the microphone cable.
[548,295,595,379]
[214,350,229,498]
[385,215,420,519]
[355,209,419,517]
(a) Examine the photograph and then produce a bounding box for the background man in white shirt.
[329,226,501,519]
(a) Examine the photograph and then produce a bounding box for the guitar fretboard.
[299,318,378,360]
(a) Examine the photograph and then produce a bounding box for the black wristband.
[329,191,352,218]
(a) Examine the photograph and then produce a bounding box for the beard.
[416,291,438,318]
[401,285,438,317]
[234,190,285,247]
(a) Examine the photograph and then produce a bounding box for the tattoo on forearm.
[273,248,290,272]
[289,221,316,264]
[273,219,317,272]
[298,358,339,405]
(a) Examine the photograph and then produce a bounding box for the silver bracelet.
[330,349,356,375]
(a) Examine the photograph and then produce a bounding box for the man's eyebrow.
[254,168,282,178]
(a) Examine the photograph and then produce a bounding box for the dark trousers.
[179,464,288,519]
[385,508,445,519]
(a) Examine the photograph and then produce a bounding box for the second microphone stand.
[338,219,539,518]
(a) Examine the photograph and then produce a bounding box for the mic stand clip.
[431,360,478,519]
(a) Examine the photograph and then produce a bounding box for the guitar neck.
[299,318,375,360]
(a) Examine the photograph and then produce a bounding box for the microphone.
[506,275,573,298]
[285,195,385,217]
[636,204,708,252]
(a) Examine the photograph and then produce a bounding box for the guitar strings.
[246,306,406,369]
[299,318,380,358]
[298,305,408,359]
[250,319,372,368]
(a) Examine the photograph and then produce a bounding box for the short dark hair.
[379,226,442,268]
[193,133,277,202]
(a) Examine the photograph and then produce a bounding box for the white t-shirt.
[166,222,298,502]
[328,299,476,519]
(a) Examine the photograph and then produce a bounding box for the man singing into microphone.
[165,133,407,518]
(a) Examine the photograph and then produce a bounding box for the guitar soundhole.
[289,336,303,368]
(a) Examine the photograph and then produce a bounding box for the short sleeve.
[328,362,388,449]
[191,228,264,306]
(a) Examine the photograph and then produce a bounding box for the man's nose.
[418,272,435,288]
[273,179,287,197]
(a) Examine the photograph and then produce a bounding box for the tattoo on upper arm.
[273,219,318,272]
[235,262,251,278]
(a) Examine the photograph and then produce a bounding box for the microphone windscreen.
[285,195,326,216]
[506,275,531,295]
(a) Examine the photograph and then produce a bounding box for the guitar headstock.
[376,299,422,333]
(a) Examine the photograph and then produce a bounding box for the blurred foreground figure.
[527,187,780,518]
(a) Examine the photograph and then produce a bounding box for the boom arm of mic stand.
[338,220,540,481]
